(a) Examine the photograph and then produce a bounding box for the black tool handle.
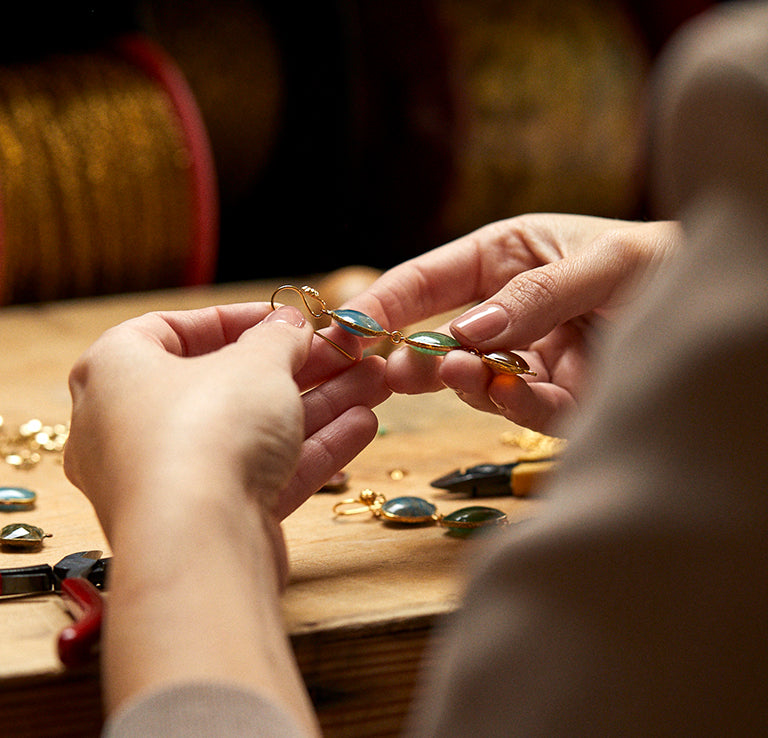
[0,563,53,596]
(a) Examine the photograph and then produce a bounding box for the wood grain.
[0,282,543,736]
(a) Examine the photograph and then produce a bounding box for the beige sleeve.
[102,681,306,737]
[407,3,768,735]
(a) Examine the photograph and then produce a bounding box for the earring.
[332,489,509,538]
[271,284,535,375]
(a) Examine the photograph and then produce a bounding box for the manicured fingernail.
[264,305,306,328]
[452,304,508,343]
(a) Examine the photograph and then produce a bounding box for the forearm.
[101,463,319,736]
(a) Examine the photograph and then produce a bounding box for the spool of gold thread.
[0,34,217,304]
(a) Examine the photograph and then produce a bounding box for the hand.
[64,302,389,728]
[65,301,390,558]
[342,214,681,432]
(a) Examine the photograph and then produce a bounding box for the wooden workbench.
[0,281,544,737]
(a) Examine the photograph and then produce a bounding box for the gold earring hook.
[332,489,386,517]
[270,284,328,318]
[270,284,357,361]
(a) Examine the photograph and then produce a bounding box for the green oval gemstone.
[0,486,36,511]
[405,331,461,355]
[0,523,49,549]
[441,506,508,537]
[379,496,437,524]
[330,309,385,337]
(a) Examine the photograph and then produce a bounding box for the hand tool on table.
[430,459,557,497]
[0,550,109,667]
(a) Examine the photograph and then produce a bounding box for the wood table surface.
[0,281,545,737]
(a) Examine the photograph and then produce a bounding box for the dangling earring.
[270,284,535,375]
[332,489,510,538]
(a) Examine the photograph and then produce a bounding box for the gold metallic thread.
[0,50,194,303]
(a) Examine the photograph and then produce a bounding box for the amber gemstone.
[481,350,535,375]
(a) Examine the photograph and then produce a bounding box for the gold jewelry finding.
[271,284,536,375]
[333,489,509,537]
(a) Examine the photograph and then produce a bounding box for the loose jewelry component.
[0,523,51,550]
[271,285,536,375]
[0,416,69,469]
[0,486,37,511]
[333,488,509,538]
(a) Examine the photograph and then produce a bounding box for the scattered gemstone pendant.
[333,489,509,538]
[271,285,535,376]
[1,523,51,550]
[0,487,37,511]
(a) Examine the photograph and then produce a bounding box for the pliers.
[0,550,109,667]
[431,459,557,497]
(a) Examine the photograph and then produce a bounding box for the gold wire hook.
[332,489,386,517]
[270,284,357,361]
[269,285,535,374]
[270,284,328,319]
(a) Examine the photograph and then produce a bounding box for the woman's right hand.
[342,214,681,432]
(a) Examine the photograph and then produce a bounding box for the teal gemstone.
[330,309,385,337]
[405,331,461,355]
[441,506,508,537]
[0,486,36,511]
[379,496,438,524]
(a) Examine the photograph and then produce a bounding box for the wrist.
[107,456,286,579]
[101,477,293,717]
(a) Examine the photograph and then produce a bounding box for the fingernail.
[264,305,306,328]
[452,304,508,343]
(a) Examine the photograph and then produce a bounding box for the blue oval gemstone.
[0,486,36,511]
[330,309,385,337]
[379,496,437,524]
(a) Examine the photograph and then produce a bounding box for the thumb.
[238,305,314,375]
[450,249,619,349]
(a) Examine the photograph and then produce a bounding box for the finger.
[487,374,577,434]
[438,351,501,415]
[302,356,391,437]
[438,349,574,432]
[380,316,458,395]
[450,224,671,351]
[294,326,364,391]
[340,218,550,332]
[234,305,315,376]
[122,303,277,357]
[276,405,380,519]
[384,347,445,394]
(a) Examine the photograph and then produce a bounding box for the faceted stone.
[405,331,461,355]
[330,309,385,337]
[0,523,49,549]
[379,496,438,524]
[441,506,508,537]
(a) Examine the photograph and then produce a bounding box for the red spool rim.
[114,34,219,287]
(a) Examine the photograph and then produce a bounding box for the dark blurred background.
[0,1,715,303]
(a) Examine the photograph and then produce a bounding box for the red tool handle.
[57,577,104,667]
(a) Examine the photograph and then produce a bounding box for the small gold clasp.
[332,489,385,517]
